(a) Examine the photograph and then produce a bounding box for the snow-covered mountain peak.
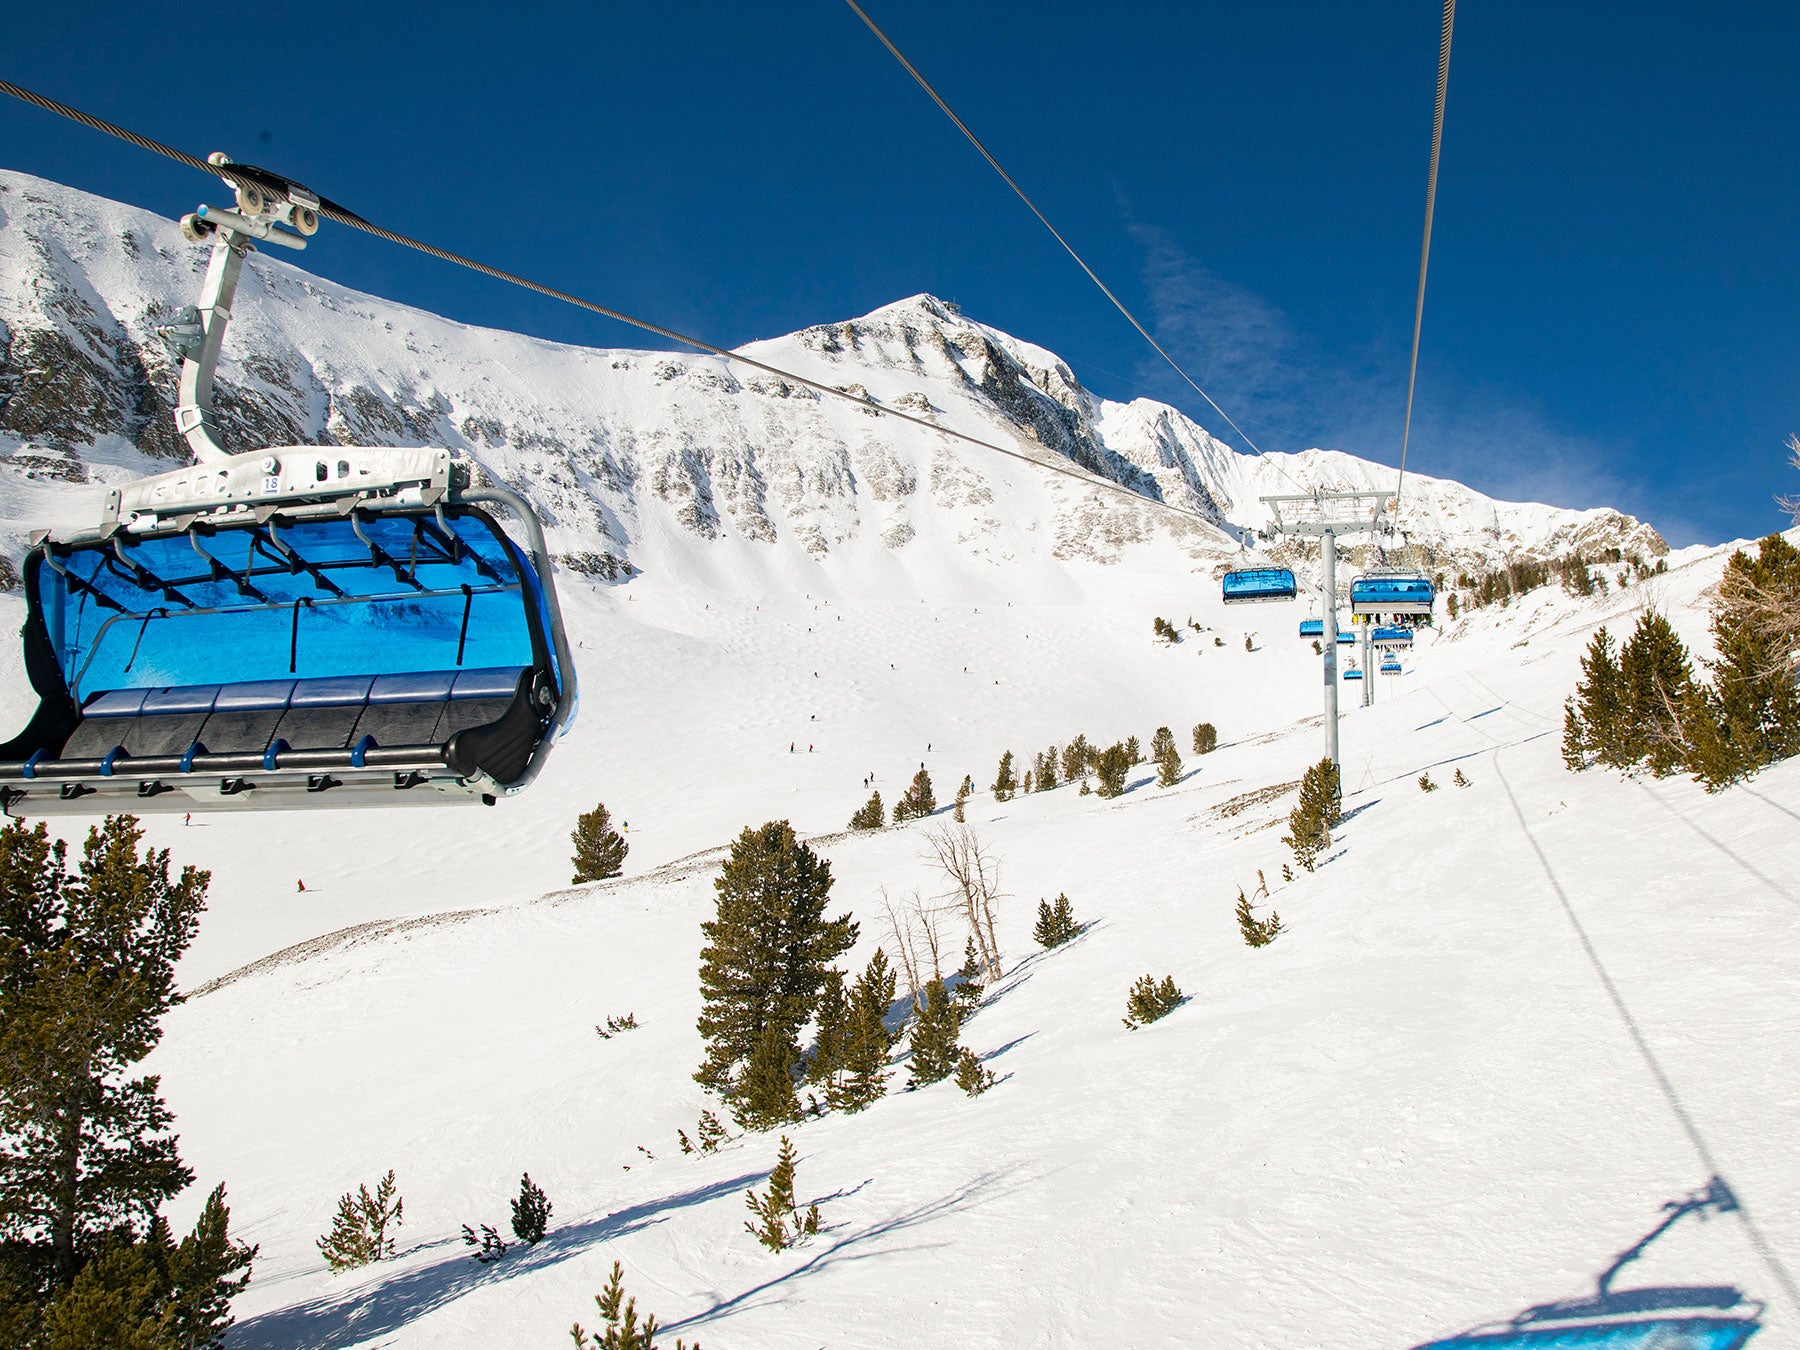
[0,168,1665,590]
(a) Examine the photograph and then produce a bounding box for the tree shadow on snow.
[228,1172,763,1350]
[661,1165,1024,1337]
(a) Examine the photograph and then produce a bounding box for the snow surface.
[117,534,1800,1350]
[0,169,1793,1348]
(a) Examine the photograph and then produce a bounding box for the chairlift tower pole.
[1259,489,1394,773]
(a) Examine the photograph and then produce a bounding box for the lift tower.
[1257,489,1395,771]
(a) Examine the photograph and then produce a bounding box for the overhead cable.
[1394,0,1456,507]
[840,0,1286,475]
[0,77,1220,532]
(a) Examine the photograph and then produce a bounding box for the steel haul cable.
[1394,0,1456,510]
[0,77,1224,534]
[840,0,1295,487]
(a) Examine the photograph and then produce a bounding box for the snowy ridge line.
[0,168,1676,583]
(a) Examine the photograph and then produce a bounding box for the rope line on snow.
[840,0,1304,493]
[0,78,1225,534]
[1394,0,1456,509]
[1493,753,1800,1312]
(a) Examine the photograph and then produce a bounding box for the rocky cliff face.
[0,169,1665,586]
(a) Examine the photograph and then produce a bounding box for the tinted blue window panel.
[1222,568,1297,603]
[39,512,540,700]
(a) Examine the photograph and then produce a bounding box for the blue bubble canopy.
[1222,567,1298,605]
[0,502,575,814]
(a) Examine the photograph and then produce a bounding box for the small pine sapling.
[1453,768,1471,788]
[317,1170,404,1272]
[1245,634,1255,652]
[992,750,1017,802]
[1123,975,1184,1029]
[743,1136,820,1252]
[511,1173,552,1245]
[1419,772,1438,792]
[1235,890,1283,948]
[1151,725,1182,787]
[463,1223,507,1263]
[1093,742,1131,797]
[1032,893,1079,948]
[954,1047,997,1096]
[1191,722,1218,755]
[953,779,969,822]
[1214,635,1225,647]
[848,791,884,831]
[571,803,629,883]
[1281,863,1294,883]
[595,1013,640,1039]
[1022,768,1035,795]
[571,1260,701,1349]
[892,768,937,822]
[1126,734,1142,764]
[952,937,984,1011]
[833,950,898,1112]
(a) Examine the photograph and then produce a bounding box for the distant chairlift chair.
[0,158,576,816]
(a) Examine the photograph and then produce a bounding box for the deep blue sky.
[3,2,1795,545]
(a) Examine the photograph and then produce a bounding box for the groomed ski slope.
[101,531,1799,1349]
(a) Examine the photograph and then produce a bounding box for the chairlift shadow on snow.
[1406,1178,1762,1350]
[228,1171,764,1350]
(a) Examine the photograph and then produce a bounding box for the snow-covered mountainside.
[0,168,1662,589]
[1,167,1791,1350]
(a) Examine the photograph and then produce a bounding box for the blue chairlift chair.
[1350,570,1435,616]
[1222,567,1297,605]
[0,160,576,816]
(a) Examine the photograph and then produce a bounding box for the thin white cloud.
[1120,227,1707,543]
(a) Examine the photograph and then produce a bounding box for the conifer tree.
[991,751,1017,802]
[1093,743,1131,798]
[1123,975,1184,1028]
[952,937,984,1012]
[317,1171,404,1272]
[511,1174,552,1245]
[1032,894,1079,948]
[1282,758,1340,871]
[832,951,897,1112]
[33,1186,256,1350]
[0,816,210,1290]
[694,823,856,1119]
[1235,890,1283,947]
[848,792,883,831]
[953,1048,996,1096]
[805,969,849,1096]
[952,779,970,822]
[735,1020,802,1130]
[1575,628,1628,767]
[571,803,629,883]
[1126,735,1142,764]
[892,768,937,823]
[1619,611,1695,775]
[1022,769,1035,796]
[1685,534,1800,788]
[1191,723,1218,755]
[1039,745,1059,789]
[571,1260,701,1350]
[742,1136,819,1252]
[1061,736,1092,782]
[906,978,962,1089]
[1151,726,1182,787]
[1561,699,1588,771]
